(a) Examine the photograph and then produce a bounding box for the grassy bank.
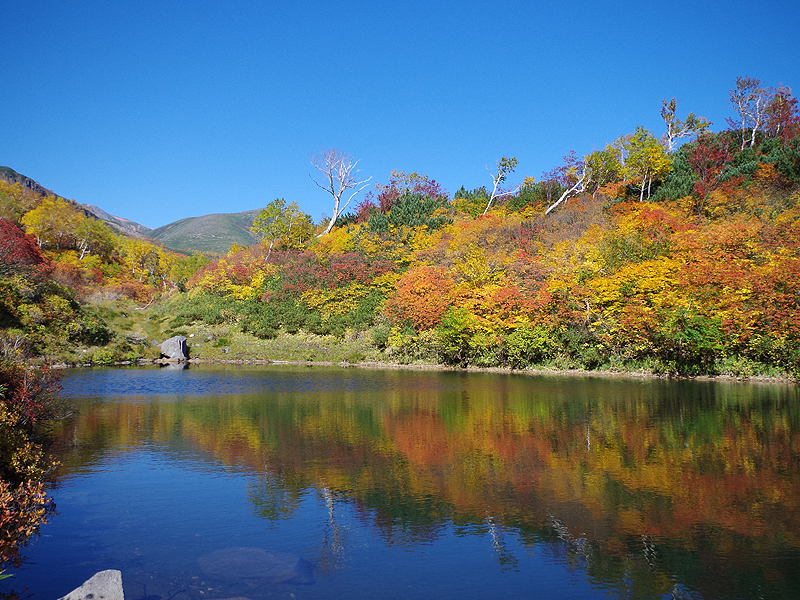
[47,299,796,383]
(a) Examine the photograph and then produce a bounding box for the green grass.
[149,209,264,254]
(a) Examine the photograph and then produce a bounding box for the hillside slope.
[2,166,264,255]
[149,209,264,254]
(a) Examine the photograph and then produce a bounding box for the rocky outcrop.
[57,570,124,600]
[159,335,189,361]
[0,165,58,198]
[80,204,154,238]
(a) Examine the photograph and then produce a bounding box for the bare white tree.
[482,156,520,216]
[728,77,771,150]
[545,155,591,215]
[545,166,590,215]
[660,97,711,152]
[309,149,372,236]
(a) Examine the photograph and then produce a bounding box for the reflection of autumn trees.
[54,372,800,594]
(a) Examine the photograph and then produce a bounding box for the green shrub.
[505,324,556,368]
[368,191,452,234]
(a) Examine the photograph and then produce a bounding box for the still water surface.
[4,364,800,599]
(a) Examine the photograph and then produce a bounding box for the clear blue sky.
[2,1,798,229]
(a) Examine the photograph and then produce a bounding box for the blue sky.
[2,1,798,229]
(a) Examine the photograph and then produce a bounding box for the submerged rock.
[57,569,124,600]
[198,547,315,585]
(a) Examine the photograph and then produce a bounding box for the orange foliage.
[384,265,455,329]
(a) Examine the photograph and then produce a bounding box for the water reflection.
[19,367,800,597]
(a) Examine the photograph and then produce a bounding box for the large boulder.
[57,569,124,600]
[159,335,189,360]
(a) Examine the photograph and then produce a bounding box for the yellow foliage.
[443,214,510,253]
[189,258,276,300]
[774,193,800,226]
[356,228,394,260]
[302,282,371,320]
[50,250,80,265]
[20,196,84,248]
[0,180,41,219]
[311,225,354,257]
[454,244,505,288]
[588,257,680,315]
[543,224,607,289]
[407,226,438,256]
[456,286,532,335]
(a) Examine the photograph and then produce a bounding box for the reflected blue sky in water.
[4,365,798,599]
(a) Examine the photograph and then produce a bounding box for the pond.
[3,364,800,599]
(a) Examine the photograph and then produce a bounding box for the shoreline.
[51,356,799,385]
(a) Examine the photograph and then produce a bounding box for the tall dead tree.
[309,149,372,236]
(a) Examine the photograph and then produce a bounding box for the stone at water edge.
[57,569,124,600]
[198,547,315,584]
[159,335,189,360]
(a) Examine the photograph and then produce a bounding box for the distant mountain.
[2,166,265,255]
[149,209,264,255]
[81,204,154,239]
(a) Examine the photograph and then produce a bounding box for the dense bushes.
[152,92,800,377]
[0,219,114,358]
[0,334,65,568]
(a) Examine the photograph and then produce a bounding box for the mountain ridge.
[2,166,263,255]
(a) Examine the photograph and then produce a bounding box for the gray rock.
[198,547,314,584]
[57,569,124,600]
[159,335,189,360]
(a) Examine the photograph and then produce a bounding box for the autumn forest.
[1,76,799,379]
[1,75,800,594]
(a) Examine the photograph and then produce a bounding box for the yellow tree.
[122,239,161,282]
[250,198,314,259]
[75,218,117,261]
[0,181,41,222]
[20,197,84,248]
[622,127,672,201]
[153,248,177,290]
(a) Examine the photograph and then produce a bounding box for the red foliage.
[257,253,395,303]
[542,150,583,186]
[0,479,52,567]
[0,347,61,431]
[352,196,378,223]
[53,262,83,288]
[488,285,535,324]
[0,218,52,278]
[104,282,154,304]
[765,85,800,143]
[689,134,733,198]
